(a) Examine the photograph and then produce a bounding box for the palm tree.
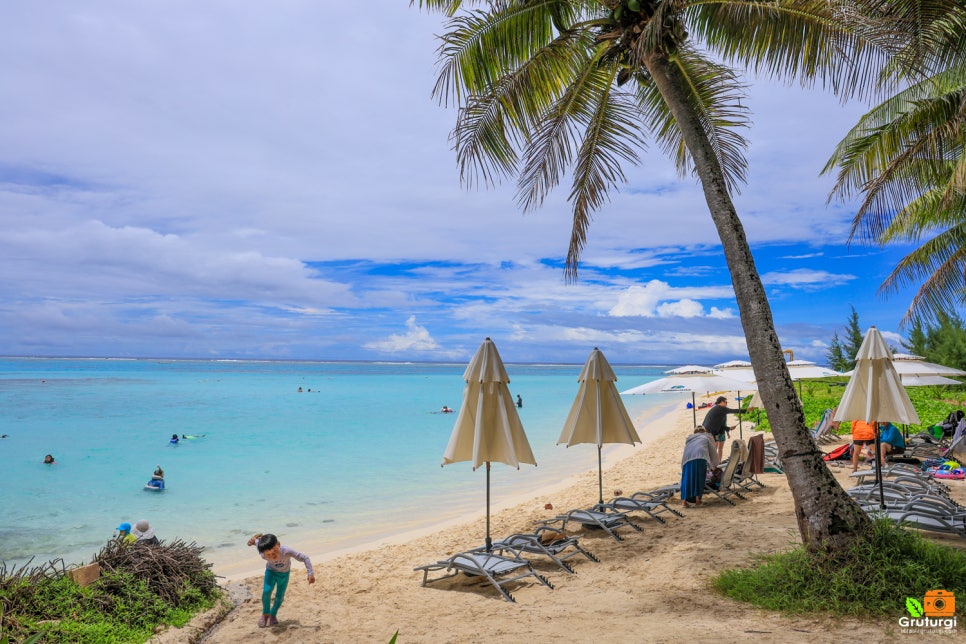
[824,0,966,326]
[415,0,887,549]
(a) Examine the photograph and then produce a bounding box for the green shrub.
[714,520,966,617]
[0,540,222,643]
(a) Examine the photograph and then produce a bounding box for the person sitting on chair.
[879,423,906,464]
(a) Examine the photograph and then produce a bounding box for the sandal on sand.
[682,501,690,508]
[267,616,279,627]
[258,615,269,628]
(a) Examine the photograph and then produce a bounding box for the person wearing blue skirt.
[680,426,719,507]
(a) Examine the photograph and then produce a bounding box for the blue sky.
[0,1,925,365]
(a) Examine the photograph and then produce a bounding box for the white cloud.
[880,330,905,348]
[364,316,447,354]
[708,307,735,319]
[608,280,735,318]
[761,268,856,290]
[656,299,705,317]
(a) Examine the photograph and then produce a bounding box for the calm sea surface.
[0,358,670,577]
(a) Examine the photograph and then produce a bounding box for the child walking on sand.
[246,532,315,628]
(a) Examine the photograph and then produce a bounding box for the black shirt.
[702,404,741,435]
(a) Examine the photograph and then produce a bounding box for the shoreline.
[189,395,966,643]
[214,398,685,582]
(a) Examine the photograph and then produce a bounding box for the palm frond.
[879,221,966,325]
[825,65,966,240]
[516,35,645,211]
[690,0,894,100]
[639,46,750,194]
[564,66,649,278]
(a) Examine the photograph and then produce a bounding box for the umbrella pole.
[874,423,885,509]
[691,393,697,427]
[485,462,492,552]
[598,445,604,505]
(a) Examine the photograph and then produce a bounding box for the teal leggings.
[262,569,291,616]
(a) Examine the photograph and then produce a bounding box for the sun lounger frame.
[481,526,600,574]
[538,508,642,542]
[414,550,553,602]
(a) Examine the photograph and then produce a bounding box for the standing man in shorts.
[702,395,744,462]
[850,419,876,472]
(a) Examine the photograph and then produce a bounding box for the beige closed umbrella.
[833,327,920,508]
[443,337,535,551]
[558,348,641,504]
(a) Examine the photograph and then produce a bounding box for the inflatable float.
[144,478,165,491]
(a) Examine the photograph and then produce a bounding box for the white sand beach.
[167,400,965,644]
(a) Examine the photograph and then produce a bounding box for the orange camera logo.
[924,590,955,617]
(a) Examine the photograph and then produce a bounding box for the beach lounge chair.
[859,501,966,538]
[705,445,745,506]
[481,527,600,574]
[597,489,685,525]
[809,408,839,444]
[848,486,966,515]
[761,440,785,473]
[734,434,767,490]
[850,463,951,489]
[848,473,954,501]
[904,433,948,459]
[414,550,553,602]
[538,507,643,542]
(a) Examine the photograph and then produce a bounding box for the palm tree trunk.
[644,54,869,549]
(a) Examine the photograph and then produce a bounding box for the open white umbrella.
[898,374,962,387]
[622,366,755,427]
[443,337,536,551]
[786,360,842,380]
[558,348,641,504]
[833,327,920,508]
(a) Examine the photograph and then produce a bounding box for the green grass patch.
[714,519,966,617]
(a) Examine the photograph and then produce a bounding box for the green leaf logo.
[906,598,924,617]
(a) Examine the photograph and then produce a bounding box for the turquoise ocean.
[0,358,670,578]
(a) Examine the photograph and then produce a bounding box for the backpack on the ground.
[823,443,852,461]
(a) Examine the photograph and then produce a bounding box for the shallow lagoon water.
[0,358,669,575]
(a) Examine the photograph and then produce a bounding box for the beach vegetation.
[826,306,865,373]
[749,377,965,439]
[414,0,888,550]
[714,518,966,617]
[824,0,966,328]
[905,313,966,372]
[0,540,221,643]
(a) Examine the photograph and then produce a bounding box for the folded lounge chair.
[538,508,643,542]
[414,550,553,602]
[481,526,600,574]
